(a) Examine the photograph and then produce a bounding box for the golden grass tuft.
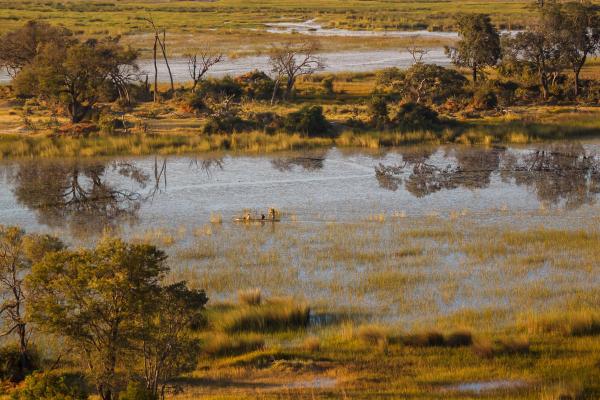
[237,288,262,306]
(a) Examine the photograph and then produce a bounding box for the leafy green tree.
[446,14,501,83]
[14,38,137,123]
[136,282,207,399]
[26,238,168,400]
[553,2,600,96]
[0,226,63,381]
[502,29,562,100]
[391,64,467,105]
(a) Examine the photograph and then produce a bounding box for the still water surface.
[1,142,599,240]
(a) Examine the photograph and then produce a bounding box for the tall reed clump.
[217,297,310,333]
[238,288,262,306]
[523,311,600,337]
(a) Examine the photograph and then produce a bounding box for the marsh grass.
[216,298,310,333]
[238,288,262,306]
[203,333,265,358]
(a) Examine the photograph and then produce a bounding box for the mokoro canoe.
[233,217,281,223]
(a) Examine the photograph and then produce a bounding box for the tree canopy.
[26,237,168,400]
[14,37,138,123]
[446,14,501,82]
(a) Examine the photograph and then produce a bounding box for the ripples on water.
[1,143,599,238]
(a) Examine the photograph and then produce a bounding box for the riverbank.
[2,101,600,159]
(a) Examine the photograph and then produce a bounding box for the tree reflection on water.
[11,160,150,235]
[376,144,600,208]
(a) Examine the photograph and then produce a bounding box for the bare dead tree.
[406,43,429,65]
[268,41,325,101]
[185,48,223,92]
[144,17,174,95]
[152,35,159,102]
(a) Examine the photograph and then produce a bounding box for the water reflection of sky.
[0,143,599,240]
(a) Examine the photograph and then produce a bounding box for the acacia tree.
[26,237,168,400]
[269,41,324,101]
[445,14,501,83]
[0,21,72,77]
[14,38,138,123]
[0,226,63,381]
[553,2,600,96]
[502,26,562,100]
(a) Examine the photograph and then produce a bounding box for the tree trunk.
[285,76,295,100]
[153,37,158,103]
[472,65,477,83]
[158,30,174,93]
[540,73,549,100]
[270,77,280,105]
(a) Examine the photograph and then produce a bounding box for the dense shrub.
[11,372,89,400]
[378,64,467,105]
[393,102,439,128]
[235,70,275,100]
[284,106,332,137]
[202,114,247,135]
[196,77,243,101]
[368,96,389,128]
[321,76,335,95]
[492,80,520,107]
[118,381,155,400]
[0,346,39,383]
[470,88,498,110]
[97,113,125,134]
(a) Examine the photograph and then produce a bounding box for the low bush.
[235,70,275,100]
[368,96,389,128]
[470,88,498,111]
[284,106,332,137]
[393,102,439,129]
[196,76,243,101]
[0,346,39,383]
[12,372,89,400]
[98,113,126,134]
[118,381,155,400]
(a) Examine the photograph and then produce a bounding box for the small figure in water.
[268,208,277,220]
[261,214,266,220]
[243,212,251,221]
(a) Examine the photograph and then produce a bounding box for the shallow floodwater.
[0,49,450,84]
[1,143,599,240]
[130,48,450,84]
[2,143,600,324]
